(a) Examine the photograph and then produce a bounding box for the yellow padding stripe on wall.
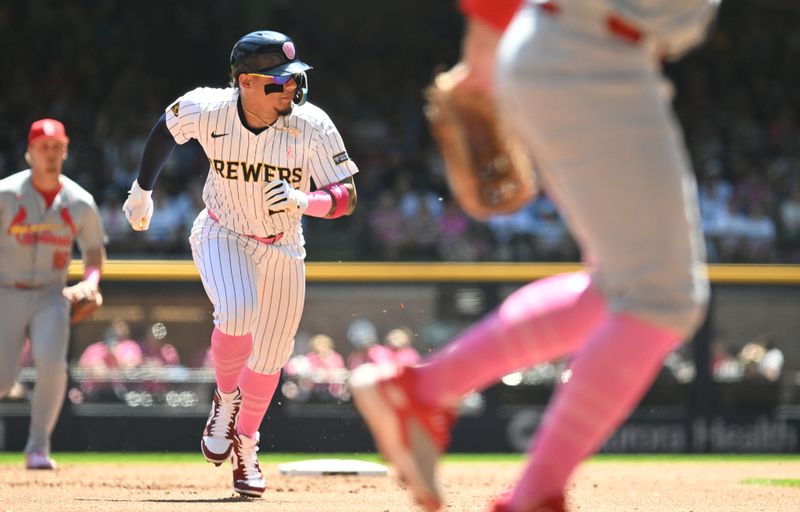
[67,260,800,284]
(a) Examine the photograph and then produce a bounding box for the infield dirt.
[1,459,799,511]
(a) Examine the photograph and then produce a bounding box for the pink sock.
[236,367,280,438]
[509,313,681,508]
[211,328,252,394]
[414,272,606,408]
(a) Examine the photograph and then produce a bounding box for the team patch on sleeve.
[332,151,350,165]
[170,101,180,117]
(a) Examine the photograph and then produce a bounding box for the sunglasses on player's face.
[247,73,299,85]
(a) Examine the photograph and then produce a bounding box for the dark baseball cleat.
[201,388,242,465]
[231,432,267,497]
[350,363,455,512]
[488,494,566,512]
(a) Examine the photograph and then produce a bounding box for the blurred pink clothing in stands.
[348,344,394,369]
[77,339,142,394]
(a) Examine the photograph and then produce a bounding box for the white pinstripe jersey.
[165,87,359,246]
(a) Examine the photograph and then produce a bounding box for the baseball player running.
[350,1,718,511]
[123,30,358,497]
[0,119,106,470]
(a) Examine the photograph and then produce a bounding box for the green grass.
[741,478,800,488]
[1,452,799,465]
[0,452,524,465]
[588,453,800,463]
[0,452,381,465]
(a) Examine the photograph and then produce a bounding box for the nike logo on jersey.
[268,209,285,216]
[211,131,228,138]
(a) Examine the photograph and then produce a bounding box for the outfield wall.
[1,262,799,453]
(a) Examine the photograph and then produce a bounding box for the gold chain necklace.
[241,102,277,128]
[240,100,301,137]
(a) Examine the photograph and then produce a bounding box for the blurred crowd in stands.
[282,319,421,403]
[4,316,426,407]
[5,319,197,407]
[3,314,789,409]
[71,319,184,403]
[2,1,799,263]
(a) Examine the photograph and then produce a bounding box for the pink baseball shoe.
[25,452,57,470]
[349,363,454,512]
[489,494,566,512]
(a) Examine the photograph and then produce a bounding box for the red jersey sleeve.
[459,0,524,31]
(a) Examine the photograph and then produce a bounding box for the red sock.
[236,367,280,438]
[509,313,681,507]
[210,328,252,394]
[413,272,606,408]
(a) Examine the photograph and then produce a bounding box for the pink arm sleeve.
[304,190,334,217]
[83,266,101,287]
[304,183,352,219]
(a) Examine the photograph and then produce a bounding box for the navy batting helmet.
[230,31,312,79]
[230,31,311,104]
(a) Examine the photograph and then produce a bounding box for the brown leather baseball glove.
[63,283,103,325]
[424,67,538,220]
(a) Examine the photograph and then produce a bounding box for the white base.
[277,458,388,477]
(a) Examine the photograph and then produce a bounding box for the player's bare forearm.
[456,16,504,94]
[64,246,105,298]
[82,247,105,275]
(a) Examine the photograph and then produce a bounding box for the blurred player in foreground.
[0,119,106,469]
[123,30,358,497]
[351,0,719,510]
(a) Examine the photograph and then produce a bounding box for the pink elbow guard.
[324,183,351,218]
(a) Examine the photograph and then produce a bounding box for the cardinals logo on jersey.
[6,206,27,233]
[7,206,75,247]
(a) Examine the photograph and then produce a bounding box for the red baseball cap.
[28,118,69,146]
